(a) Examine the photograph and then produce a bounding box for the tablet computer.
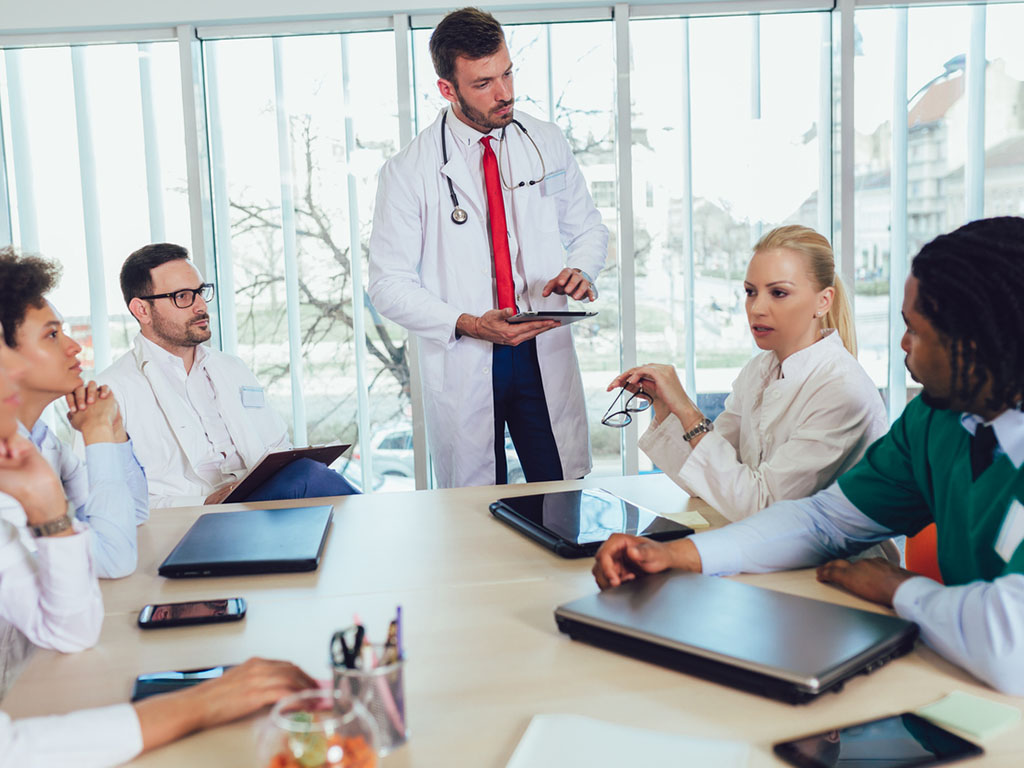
[507,310,597,326]
[222,444,350,503]
[489,488,692,558]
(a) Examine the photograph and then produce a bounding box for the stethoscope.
[441,109,547,225]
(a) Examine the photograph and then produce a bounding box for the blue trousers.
[244,457,360,502]
[492,339,563,485]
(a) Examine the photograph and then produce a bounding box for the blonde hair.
[752,225,857,357]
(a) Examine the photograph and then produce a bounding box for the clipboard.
[507,311,597,326]
[222,444,351,503]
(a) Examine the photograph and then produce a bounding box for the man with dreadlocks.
[593,216,1024,694]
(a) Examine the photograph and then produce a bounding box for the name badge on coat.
[994,499,1024,563]
[540,169,566,197]
[240,386,266,408]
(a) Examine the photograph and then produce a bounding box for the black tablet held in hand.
[506,310,597,325]
[489,488,692,558]
[774,712,983,768]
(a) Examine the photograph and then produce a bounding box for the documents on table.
[916,691,1021,742]
[505,714,749,768]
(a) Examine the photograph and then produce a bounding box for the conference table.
[5,473,1023,766]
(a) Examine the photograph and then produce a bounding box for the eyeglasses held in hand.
[601,384,652,428]
[139,283,215,309]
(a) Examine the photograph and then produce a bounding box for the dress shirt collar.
[771,328,843,381]
[960,408,1024,469]
[136,332,208,377]
[445,105,501,149]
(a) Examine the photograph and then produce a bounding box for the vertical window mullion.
[393,14,430,490]
[680,19,696,399]
[5,50,39,252]
[614,3,637,475]
[0,78,11,247]
[889,8,909,423]
[817,13,832,243]
[271,38,307,445]
[176,25,220,349]
[838,0,856,301]
[340,34,374,491]
[71,46,111,371]
[965,5,986,222]
[138,42,166,243]
[203,43,237,355]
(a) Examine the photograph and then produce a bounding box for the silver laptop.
[555,571,919,704]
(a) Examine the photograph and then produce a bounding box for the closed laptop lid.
[555,571,917,692]
[159,505,333,578]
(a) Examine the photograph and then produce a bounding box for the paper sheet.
[916,691,1021,742]
[505,714,749,768]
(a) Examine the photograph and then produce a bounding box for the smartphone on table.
[130,665,233,702]
[137,597,246,629]
[774,712,983,768]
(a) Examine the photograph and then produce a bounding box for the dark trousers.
[245,457,360,501]
[492,339,563,485]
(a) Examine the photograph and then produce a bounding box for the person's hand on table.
[541,268,595,302]
[205,482,239,505]
[816,557,917,608]
[134,658,317,753]
[456,309,557,346]
[592,533,702,590]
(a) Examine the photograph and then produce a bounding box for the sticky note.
[916,691,1021,741]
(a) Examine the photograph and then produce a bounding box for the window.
[0,42,190,376]
[592,180,615,208]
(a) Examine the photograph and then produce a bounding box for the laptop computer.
[489,489,693,558]
[158,504,334,578]
[555,571,919,704]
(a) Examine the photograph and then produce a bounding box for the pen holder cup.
[333,644,408,756]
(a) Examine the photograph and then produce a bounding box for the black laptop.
[555,571,919,704]
[489,488,693,558]
[158,505,333,578]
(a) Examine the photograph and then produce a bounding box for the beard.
[455,87,514,131]
[151,310,212,348]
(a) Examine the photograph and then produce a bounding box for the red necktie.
[481,136,516,311]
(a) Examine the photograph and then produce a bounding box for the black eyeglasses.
[138,283,215,309]
[601,385,652,428]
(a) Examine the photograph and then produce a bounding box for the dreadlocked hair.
[911,216,1024,413]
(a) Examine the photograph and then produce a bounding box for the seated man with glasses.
[98,243,357,508]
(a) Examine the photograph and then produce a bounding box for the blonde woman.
[612,225,886,521]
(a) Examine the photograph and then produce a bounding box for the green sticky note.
[916,691,1021,742]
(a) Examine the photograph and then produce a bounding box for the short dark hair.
[911,216,1024,412]
[0,247,61,347]
[429,7,505,83]
[120,243,190,308]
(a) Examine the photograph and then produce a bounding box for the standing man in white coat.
[368,7,609,488]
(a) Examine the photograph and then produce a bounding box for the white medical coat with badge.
[98,334,289,508]
[368,108,609,488]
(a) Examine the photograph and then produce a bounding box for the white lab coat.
[639,330,888,521]
[368,109,608,488]
[97,334,289,508]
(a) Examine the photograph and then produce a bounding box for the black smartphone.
[774,712,983,768]
[137,597,246,629]
[130,665,232,702]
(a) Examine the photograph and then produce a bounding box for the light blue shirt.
[692,407,1024,695]
[25,421,149,579]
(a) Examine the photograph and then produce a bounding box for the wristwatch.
[682,416,714,442]
[30,513,74,538]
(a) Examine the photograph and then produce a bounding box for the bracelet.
[30,512,74,538]
[682,416,714,442]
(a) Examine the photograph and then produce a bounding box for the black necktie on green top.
[970,423,998,482]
